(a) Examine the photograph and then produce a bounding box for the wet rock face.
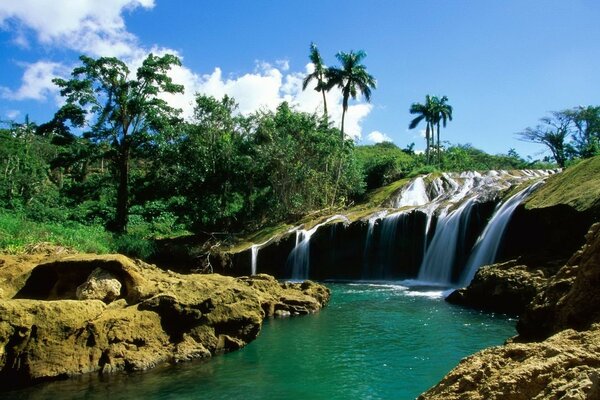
[499,204,591,266]
[0,255,330,388]
[517,223,600,341]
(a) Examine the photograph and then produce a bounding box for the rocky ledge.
[446,258,563,316]
[0,253,329,388]
[420,223,600,399]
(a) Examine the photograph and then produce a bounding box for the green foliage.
[0,211,112,254]
[409,95,452,165]
[355,142,418,189]
[47,53,184,232]
[518,106,600,167]
[326,49,377,139]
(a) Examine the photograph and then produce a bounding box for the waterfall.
[362,211,388,278]
[250,245,259,275]
[417,198,476,285]
[288,215,349,280]
[394,177,428,207]
[249,237,273,275]
[459,181,544,285]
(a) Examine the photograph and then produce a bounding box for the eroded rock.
[517,222,600,341]
[419,325,600,400]
[0,254,330,388]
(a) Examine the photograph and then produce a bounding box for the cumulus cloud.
[6,110,21,120]
[367,130,392,143]
[0,61,67,101]
[162,61,373,140]
[0,0,154,57]
[0,2,375,139]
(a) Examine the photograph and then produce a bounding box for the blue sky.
[0,0,599,159]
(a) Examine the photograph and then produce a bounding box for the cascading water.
[250,245,259,275]
[459,181,544,285]
[249,237,273,275]
[288,215,349,280]
[362,211,388,278]
[273,169,555,282]
[417,198,476,285]
[394,177,428,208]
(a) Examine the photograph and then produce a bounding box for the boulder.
[0,254,330,388]
[76,267,122,303]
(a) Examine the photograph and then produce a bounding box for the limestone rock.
[517,222,600,341]
[446,259,559,316]
[76,267,122,303]
[0,254,330,388]
[419,324,600,400]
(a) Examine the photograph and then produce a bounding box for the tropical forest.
[1,2,599,399]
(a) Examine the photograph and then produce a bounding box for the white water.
[250,245,259,275]
[417,198,476,285]
[459,181,544,285]
[288,215,350,279]
[250,237,273,275]
[394,177,428,208]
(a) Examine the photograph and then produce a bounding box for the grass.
[0,211,161,259]
[0,212,113,254]
[526,156,600,214]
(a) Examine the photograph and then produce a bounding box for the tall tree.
[326,50,376,141]
[302,42,329,119]
[562,105,600,158]
[409,95,436,164]
[430,95,453,164]
[518,111,573,168]
[49,53,184,232]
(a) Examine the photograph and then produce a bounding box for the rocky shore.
[0,251,329,388]
[420,223,600,399]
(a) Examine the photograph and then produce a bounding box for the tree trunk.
[437,123,441,165]
[425,123,431,164]
[322,89,328,120]
[340,106,346,142]
[114,144,130,233]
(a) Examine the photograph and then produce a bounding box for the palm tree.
[431,96,453,164]
[326,50,376,141]
[302,42,329,119]
[409,95,436,163]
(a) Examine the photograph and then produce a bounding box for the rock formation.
[0,253,329,388]
[445,259,561,315]
[420,223,600,399]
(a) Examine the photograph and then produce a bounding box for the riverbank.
[421,222,600,399]
[0,250,329,389]
[2,283,514,399]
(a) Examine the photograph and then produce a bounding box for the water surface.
[6,283,515,400]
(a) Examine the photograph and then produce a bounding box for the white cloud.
[367,130,392,143]
[0,3,375,138]
[0,61,67,101]
[6,110,20,120]
[0,0,154,57]
[163,61,374,140]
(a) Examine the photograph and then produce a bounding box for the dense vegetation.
[0,50,595,258]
